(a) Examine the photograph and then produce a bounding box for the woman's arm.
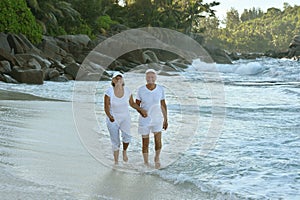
[104,95,114,122]
[129,95,147,117]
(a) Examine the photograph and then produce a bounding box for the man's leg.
[142,135,150,165]
[154,132,162,169]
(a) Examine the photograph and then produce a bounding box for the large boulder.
[204,46,232,64]
[38,36,67,62]
[10,67,43,84]
[0,48,17,66]
[44,68,60,80]
[0,60,12,73]
[288,35,300,58]
[15,53,51,70]
[64,62,80,79]
[55,34,91,63]
[7,33,42,55]
[0,33,11,52]
[0,73,18,83]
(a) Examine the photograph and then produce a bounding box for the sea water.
[0,57,299,199]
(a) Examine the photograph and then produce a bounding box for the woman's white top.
[105,86,131,122]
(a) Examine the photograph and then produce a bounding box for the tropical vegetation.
[0,0,299,53]
[201,3,300,52]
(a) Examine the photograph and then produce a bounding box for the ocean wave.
[152,160,247,200]
[188,59,266,75]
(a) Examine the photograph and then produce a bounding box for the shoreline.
[0,94,210,199]
[0,89,66,101]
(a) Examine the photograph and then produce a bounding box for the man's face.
[146,72,156,84]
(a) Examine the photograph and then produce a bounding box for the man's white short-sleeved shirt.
[136,84,165,126]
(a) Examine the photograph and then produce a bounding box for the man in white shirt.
[136,69,168,169]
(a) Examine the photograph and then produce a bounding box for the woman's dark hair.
[111,81,125,87]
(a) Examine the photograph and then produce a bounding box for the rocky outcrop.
[0,31,233,84]
[287,35,300,60]
[234,35,300,60]
[0,33,108,84]
[204,46,232,64]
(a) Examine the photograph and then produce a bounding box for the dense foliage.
[202,3,300,53]
[1,0,299,53]
[24,0,219,37]
[0,0,42,43]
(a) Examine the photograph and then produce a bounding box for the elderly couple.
[104,69,168,169]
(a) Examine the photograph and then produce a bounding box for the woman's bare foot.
[123,151,128,162]
[154,156,161,169]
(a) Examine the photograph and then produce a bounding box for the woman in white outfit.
[136,69,168,169]
[104,72,147,165]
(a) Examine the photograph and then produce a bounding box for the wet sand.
[0,89,208,199]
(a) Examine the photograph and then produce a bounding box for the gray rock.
[10,68,43,84]
[0,33,11,52]
[38,36,67,62]
[0,73,18,83]
[0,47,17,66]
[64,62,80,79]
[44,68,60,80]
[27,58,42,70]
[0,61,12,73]
[49,75,69,82]
[15,54,51,69]
[7,33,42,55]
[143,50,159,63]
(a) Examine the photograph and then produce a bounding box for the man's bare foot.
[154,156,161,169]
[123,151,128,162]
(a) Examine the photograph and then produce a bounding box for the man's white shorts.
[138,122,163,136]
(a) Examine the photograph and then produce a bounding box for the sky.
[207,0,300,20]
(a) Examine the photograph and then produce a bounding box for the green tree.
[241,7,263,22]
[26,0,83,35]
[225,8,240,29]
[208,4,300,53]
[0,0,42,43]
[166,0,219,34]
[69,0,102,27]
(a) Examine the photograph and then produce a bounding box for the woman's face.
[146,72,156,84]
[112,75,124,86]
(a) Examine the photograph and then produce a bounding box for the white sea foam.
[234,62,265,75]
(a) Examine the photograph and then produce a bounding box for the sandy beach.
[0,89,208,199]
[1,56,299,199]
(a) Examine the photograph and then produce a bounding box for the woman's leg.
[113,150,119,165]
[120,120,131,162]
[107,120,120,165]
[122,142,129,162]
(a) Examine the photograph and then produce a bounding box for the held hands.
[139,109,148,118]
